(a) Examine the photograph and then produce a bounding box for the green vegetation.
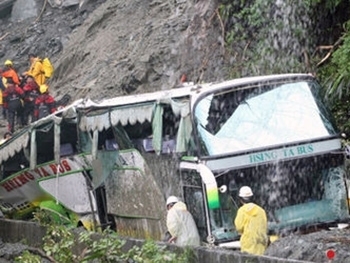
[218,0,310,77]
[219,0,350,136]
[15,211,194,262]
[15,225,194,262]
[318,20,350,135]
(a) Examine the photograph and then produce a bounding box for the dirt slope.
[50,0,226,101]
[0,0,226,101]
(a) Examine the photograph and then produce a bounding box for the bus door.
[180,162,240,247]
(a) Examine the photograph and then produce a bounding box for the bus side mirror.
[219,185,227,193]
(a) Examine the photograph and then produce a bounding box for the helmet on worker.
[39,84,49,94]
[4,60,12,66]
[166,196,179,206]
[238,186,253,201]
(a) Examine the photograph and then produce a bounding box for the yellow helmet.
[4,60,12,66]
[39,84,49,94]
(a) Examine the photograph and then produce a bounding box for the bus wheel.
[107,214,117,231]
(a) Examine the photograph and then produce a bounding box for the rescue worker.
[23,53,45,86]
[2,78,24,133]
[22,76,40,125]
[1,60,20,85]
[33,84,56,121]
[234,186,268,255]
[166,195,200,246]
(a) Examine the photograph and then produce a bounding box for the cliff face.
[0,0,226,101]
[50,0,226,100]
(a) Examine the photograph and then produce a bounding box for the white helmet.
[238,186,253,198]
[166,196,179,205]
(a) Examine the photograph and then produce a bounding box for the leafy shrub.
[15,223,194,262]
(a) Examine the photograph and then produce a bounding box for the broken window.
[194,80,337,156]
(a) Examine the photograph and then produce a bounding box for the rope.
[34,0,48,23]
[0,32,9,41]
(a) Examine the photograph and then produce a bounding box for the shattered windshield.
[194,80,337,156]
[209,153,348,241]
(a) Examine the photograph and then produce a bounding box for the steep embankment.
[0,0,225,122]
[50,0,226,100]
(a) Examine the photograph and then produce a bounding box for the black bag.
[56,94,71,108]
[38,103,50,119]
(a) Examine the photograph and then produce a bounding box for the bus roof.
[0,73,314,163]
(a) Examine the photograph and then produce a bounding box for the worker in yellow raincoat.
[234,186,268,255]
[23,53,45,86]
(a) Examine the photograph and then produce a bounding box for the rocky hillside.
[51,0,227,101]
[0,0,227,101]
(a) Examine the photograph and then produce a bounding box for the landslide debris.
[50,0,226,101]
[265,227,350,262]
[1,0,227,102]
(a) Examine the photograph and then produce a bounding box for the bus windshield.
[205,152,349,242]
[194,80,337,156]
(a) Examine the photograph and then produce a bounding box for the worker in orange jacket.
[1,60,20,85]
[23,53,46,86]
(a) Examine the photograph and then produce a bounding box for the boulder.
[0,0,15,19]
[48,0,83,8]
[11,0,38,22]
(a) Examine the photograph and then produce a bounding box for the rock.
[62,0,80,7]
[11,0,38,22]
[47,0,90,9]
[0,0,15,19]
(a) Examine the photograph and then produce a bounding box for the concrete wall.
[0,219,46,247]
[0,219,312,263]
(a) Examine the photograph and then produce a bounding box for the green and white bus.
[179,74,349,247]
[0,73,348,246]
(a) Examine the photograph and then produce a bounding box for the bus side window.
[133,136,176,154]
[60,143,74,157]
[105,139,119,151]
